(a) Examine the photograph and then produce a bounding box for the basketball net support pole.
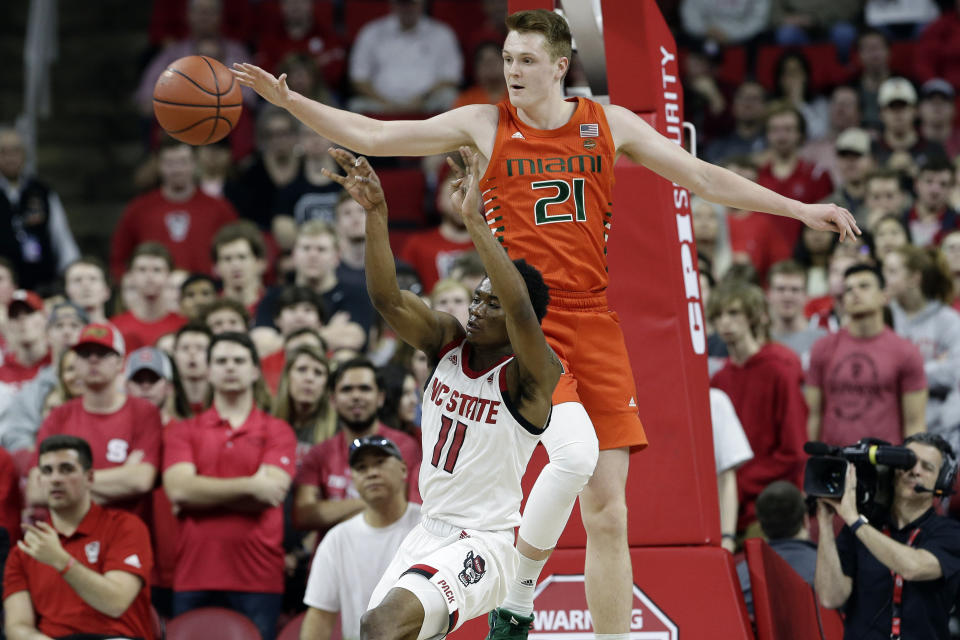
[450,2,755,638]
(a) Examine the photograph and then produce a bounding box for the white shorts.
[368,516,517,637]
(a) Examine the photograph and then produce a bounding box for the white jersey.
[419,338,544,531]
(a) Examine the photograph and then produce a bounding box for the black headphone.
[905,433,958,496]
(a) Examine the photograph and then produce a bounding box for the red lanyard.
[882,526,921,640]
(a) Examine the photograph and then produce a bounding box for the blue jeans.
[172,590,283,640]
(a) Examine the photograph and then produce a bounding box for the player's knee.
[549,434,599,483]
[360,607,394,640]
[580,491,628,540]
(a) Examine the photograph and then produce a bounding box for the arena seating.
[165,607,262,640]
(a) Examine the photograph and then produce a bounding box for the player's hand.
[18,522,71,571]
[231,63,292,107]
[798,202,861,243]
[322,148,386,212]
[449,146,483,224]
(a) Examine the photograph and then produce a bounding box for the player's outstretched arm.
[451,147,562,414]
[231,63,491,157]
[605,104,861,242]
[322,148,463,355]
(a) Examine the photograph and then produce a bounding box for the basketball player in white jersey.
[321,145,561,640]
[233,11,859,640]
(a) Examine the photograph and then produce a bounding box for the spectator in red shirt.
[806,264,928,447]
[707,280,808,535]
[294,358,421,536]
[915,2,960,90]
[27,324,162,521]
[904,154,959,247]
[163,332,296,640]
[757,104,834,248]
[255,0,346,91]
[3,435,155,640]
[401,165,475,292]
[64,257,111,324]
[212,221,268,318]
[0,290,51,389]
[111,243,186,350]
[0,446,22,577]
[172,322,212,415]
[111,139,239,280]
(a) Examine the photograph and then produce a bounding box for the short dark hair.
[331,356,379,391]
[504,9,572,62]
[211,220,267,262]
[284,326,328,352]
[0,256,17,287]
[273,285,328,323]
[38,434,93,471]
[181,273,217,296]
[756,481,806,540]
[201,298,250,326]
[844,263,885,289]
[916,154,956,180]
[130,242,174,271]
[174,321,213,347]
[208,331,261,368]
[765,101,807,142]
[510,259,550,323]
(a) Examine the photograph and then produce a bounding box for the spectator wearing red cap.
[4,434,155,640]
[0,290,52,389]
[163,332,296,640]
[400,165,475,293]
[110,243,186,351]
[27,323,162,523]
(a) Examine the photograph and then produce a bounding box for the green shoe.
[486,607,534,640]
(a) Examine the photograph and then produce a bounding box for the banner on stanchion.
[530,575,678,640]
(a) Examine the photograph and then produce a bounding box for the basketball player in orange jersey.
[234,10,859,640]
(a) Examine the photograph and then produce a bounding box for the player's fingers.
[277,73,288,88]
[445,156,465,178]
[329,148,358,172]
[320,167,348,186]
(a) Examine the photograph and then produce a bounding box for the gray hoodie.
[0,365,56,451]
[890,300,960,435]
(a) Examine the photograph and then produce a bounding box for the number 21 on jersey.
[431,415,468,473]
[533,178,587,225]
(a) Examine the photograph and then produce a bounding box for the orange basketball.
[153,55,243,146]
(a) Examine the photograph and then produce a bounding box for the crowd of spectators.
[3,0,960,637]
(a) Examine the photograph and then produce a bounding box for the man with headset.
[815,433,960,639]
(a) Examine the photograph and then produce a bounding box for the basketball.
[152,55,242,146]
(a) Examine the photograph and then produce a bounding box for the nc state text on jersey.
[429,378,502,424]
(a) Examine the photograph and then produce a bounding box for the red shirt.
[162,406,297,593]
[400,228,475,293]
[110,189,238,280]
[296,423,423,506]
[756,159,833,247]
[726,212,793,284]
[110,311,185,351]
[150,487,178,589]
[3,503,154,640]
[260,349,285,395]
[256,23,347,89]
[0,352,51,389]
[34,397,163,519]
[711,343,808,530]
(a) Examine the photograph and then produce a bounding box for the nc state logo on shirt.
[85,541,100,563]
[164,211,191,243]
[105,438,130,464]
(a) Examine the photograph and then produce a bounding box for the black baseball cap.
[348,435,404,467]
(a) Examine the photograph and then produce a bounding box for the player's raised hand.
[231,62,291,107]
[449,146,483,223]
[799,202,861,243]
[321,148,386,212]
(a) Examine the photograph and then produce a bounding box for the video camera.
[803,438,917,521]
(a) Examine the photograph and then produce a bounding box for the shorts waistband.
[420,515,465,537]
[548,290,609,312]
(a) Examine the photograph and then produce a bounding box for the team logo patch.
[511,131,525,140]
[165,212,191,243]
[84,541,100,563]
[105,438,130,464]
[458,550,486,586]
[580,123,599,137]
[459,530,470,539]
[583,139,597,150]
[449,354,458,366]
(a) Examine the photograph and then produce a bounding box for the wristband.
[721,533,736,541]
[849,514,869,535]
[59,556,76,576]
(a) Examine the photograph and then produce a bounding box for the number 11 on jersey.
[430,415,468,473]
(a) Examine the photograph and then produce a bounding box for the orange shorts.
[542,292,648,452]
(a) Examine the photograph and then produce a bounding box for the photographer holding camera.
[814,433,960,639]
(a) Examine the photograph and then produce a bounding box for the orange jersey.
[480,97,616,295]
